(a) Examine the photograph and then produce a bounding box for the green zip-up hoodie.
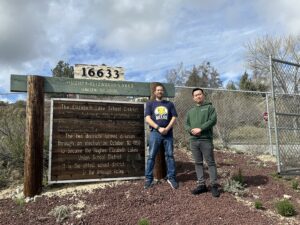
[185,101,217,140]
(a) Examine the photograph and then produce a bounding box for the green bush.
[275,199,296,217]
[291,180,299,190]
[254,200,263,209]
[223,179,247,196]
[49,205,70,223]
[0,103,26,186]
[14,196,25,207]
[0,170,8,188]
[138,218,150,225]
[270,173,282,180]
[232,168,245,185]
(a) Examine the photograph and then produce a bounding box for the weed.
[138,218,150,225]
[49,205,70,223]
[0,171,8,189]
[223,158,233,165]
[275,199,296,217]
[291,180,299,190]
[232,168,245,185]
[223,179,247,196]
[254,200,263,209]
[14,196,25,207]
[283,176,293,181]
[270,172,282,180]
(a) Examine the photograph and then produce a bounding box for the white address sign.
[74,64,125,80]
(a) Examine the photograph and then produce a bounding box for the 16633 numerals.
[82,67,121,79]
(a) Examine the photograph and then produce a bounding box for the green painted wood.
[10,75,175,97]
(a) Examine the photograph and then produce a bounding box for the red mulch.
[0,149,299,225]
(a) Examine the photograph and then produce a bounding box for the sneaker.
[211,185,220,198]
[144,180,153,189]
[167,178,179,189]
[191,185,208,195]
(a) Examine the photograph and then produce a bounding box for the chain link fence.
[173,87,272,154]
[0,87,277,185]
[271,58,300,174]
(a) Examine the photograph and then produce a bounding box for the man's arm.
[199,106,217,131]
[184,113,192,133]
[145,116,176,135]
[145,115,159,130]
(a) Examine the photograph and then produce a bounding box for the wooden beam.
[24,76,44,197]
[10,75,175,97]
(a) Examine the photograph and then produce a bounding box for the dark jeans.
[190,139,218,186]
[145,130,176,181]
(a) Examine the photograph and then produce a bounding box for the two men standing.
[144,85,219,197]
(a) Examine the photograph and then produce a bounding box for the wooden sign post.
[24,76,44,197]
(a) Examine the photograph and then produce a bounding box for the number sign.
[74,64,125,81]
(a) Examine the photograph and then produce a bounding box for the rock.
[34,195,42,202]
[253,195,259,199]
[25,197,33,203]
[283,194,292,200]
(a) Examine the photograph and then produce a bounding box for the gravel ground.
[0,148,299,225]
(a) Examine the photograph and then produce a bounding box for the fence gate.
[270,57,300,174]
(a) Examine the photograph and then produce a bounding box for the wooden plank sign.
[49,99,145,183]
[74,64,125,81]
[11,75,175,97]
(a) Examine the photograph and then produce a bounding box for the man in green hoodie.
[185,88,220,197]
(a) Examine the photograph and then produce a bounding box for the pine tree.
[184,62,222,88]
[226,81,237,90]
[52,61,74,78]
[185,66,202,87]
[239,71,256,91]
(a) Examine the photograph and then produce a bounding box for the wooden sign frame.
[48,98,146,184]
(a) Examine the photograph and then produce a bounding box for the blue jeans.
[145,130,176,181]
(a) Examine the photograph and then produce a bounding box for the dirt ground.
[0,148,300,225]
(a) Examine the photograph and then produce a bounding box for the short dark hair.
[192,88,204,96]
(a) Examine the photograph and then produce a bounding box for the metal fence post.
[265,93,273,155]
[269,55,281,173]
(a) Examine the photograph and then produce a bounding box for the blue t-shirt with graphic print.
[145,100,178,136]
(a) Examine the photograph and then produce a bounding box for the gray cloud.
[1,0,300,92]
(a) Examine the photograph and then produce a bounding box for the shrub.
[254,200,263,209]
[291,180,299,190]
[49,205,70,223]
[223,179,247,196]
[138,218,150,225]
[0,170,8,188]
[14,195,25,207]
[0,103,26,185]
[232,168,245,185]
[275,199,296,217]
[270,173,282,180]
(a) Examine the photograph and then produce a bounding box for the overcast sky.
[1,0,300,93]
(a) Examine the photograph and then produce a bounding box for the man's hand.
[158,127,168,135]
[191,128,201,136]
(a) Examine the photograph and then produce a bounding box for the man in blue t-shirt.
[144,84,178,189]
